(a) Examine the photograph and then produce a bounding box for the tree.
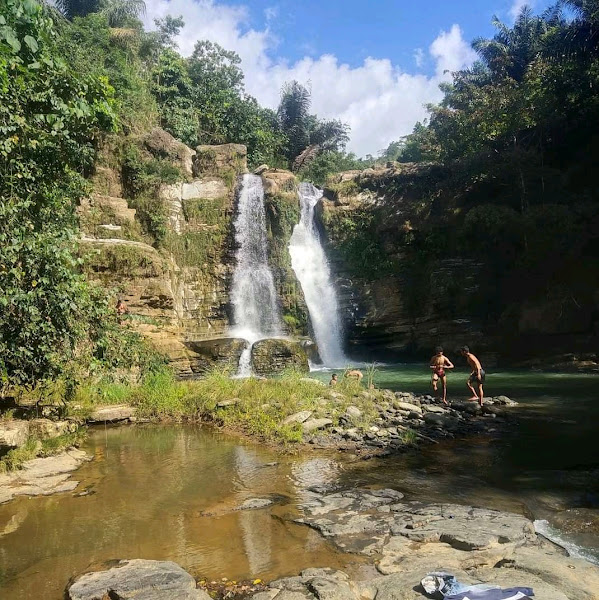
[151,48,196,145]
[0,0,117,386]
[277,80,350,169]
[471,7,549,82]
[52,0,101,20]
[100,0,146,28]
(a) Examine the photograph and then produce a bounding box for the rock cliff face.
[319,164,599,367]
[80,130,309,374]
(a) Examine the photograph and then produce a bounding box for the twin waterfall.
[289,183,347,367]
[230,174,282,376]
[230,174,347,373]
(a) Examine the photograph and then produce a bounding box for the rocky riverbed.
[66,487,599,600]
[296,389,518,454]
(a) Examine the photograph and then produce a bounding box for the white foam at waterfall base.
[289,182,348,368]
[230,174,283,376]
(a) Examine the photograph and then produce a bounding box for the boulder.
[185,338,249,374]
[423,412,451,427]
[0,449,91,504]
[345,406,363,420]
[89,404,135,423]
[251,339,309,376]
[193,144,247,178]
[302,418,333,433]
[181,179,228,201]
[254,164,269,175]
[28,419,77,439]
[281,411,313,426]
[216,399,239,408]
[494,395,518,406]
[143,127,195,178]
[423,405,447,414]
[395,402,422,414]
[67,559,209,600]
[0,420,29,448]
[261,169,297,197]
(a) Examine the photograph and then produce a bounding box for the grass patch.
[0,429,86,473]
[65,369,384,446]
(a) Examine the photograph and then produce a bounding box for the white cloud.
[430,24,477,77]
[413,48,425,68]
[143,0,476,156]
[509,0,534,21]
[264,6,278,23]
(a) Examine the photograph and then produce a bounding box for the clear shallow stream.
[0,366,597,599]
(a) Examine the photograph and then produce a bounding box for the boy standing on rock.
[430,346,454,406]
[460,346,485,406]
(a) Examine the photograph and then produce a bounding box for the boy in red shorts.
[430,346,454,405]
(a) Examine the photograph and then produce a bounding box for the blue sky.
[144,0,555,155]
[221,0,554,73]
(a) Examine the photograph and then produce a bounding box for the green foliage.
[120,142,182,244]
[67,369,381,445]
[0,428,86,473]
[277,81,350,168]
[323,209,396,280]
[82,242,164,277]
[298,151,368,186]
[0,0,118,387]
[58,12,158,133]
[150,48,196,145]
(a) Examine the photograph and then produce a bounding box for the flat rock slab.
[237,498,274,510]
[0,448,90,504]
[89,404,135,422]
[281,411,312,426]
[68,559,210,600]
[395,402,422,414]
[302,418,333,433]
[291,488,599,600]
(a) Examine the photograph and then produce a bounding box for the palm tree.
[52,0,101,19]
[542,0,599,61]
[471,7,549,81]
[277,81,312,162]
[52,0,145,25]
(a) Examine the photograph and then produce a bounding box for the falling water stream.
[230,174,282,375]
[289,182,347,367]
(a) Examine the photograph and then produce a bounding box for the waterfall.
[289,182,347,367]
[230,174,282,375]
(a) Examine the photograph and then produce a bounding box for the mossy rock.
[193,144,247,179]
[80,241,166,279]
[251,339,309,376]
[184,338,248,374]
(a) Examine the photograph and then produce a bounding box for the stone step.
[90,195,137,223]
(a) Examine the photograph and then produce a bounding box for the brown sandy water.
[0,425,360,600]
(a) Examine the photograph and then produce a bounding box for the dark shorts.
[469,370,485,385]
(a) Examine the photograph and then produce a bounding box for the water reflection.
[0,425,352,600]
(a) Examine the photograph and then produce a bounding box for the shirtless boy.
[460,346,485,406]
[430,346,454,405]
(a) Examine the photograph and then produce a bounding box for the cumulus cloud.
[143,0,476,156]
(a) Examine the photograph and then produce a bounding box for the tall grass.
[65,368,382,445]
